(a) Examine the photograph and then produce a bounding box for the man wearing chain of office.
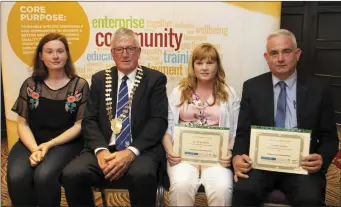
[61,28,168,206]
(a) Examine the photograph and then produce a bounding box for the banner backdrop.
[1,1,281,149]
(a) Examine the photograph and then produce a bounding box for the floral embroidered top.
[12,76,89,144]
[179,93,220,126]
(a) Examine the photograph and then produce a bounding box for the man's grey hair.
[110,27,141,49]
[266,29,298,49]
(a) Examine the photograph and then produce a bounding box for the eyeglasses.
[112,47,138,54]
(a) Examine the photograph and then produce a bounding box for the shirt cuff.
[94,147,109,155]
[127,146,140,156]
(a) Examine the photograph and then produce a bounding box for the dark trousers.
[232,169,326,206]
[7,140,83,207]
[61,149,160,207]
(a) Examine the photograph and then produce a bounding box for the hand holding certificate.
[249,126,311,175]
[173,124,229,166]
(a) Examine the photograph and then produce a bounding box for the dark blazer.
[82,66,168,157]
[233,71,339,174]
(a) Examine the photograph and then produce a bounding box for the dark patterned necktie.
[116,76,131,150]
[275,81,287,128]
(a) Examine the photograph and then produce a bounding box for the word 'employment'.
[95,28,183,51]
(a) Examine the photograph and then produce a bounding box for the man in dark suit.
[232,29,339,206]
[61,28,168,206]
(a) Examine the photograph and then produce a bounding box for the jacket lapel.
[106,67,118,137]
[264,73,275,126]
[296,74,307,128]
[131,67,147,128]
[111,67,118,118]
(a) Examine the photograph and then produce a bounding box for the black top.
[12,76,89,144]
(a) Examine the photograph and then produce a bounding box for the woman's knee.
[168,163,199,188]
[7,167,32,186]
[7,157,32,186]
[170,176,199,193]
[33,164,60,187]
[205,181,233,200]
[202,167,233,195]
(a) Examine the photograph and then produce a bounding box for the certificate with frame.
[173,124,229,166]
[249,126,311,175]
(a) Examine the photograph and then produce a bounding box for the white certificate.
[173,124,229,166]
[249,126,311,175]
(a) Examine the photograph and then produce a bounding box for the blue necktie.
[116,76,131,150]
[275,81,287,128]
